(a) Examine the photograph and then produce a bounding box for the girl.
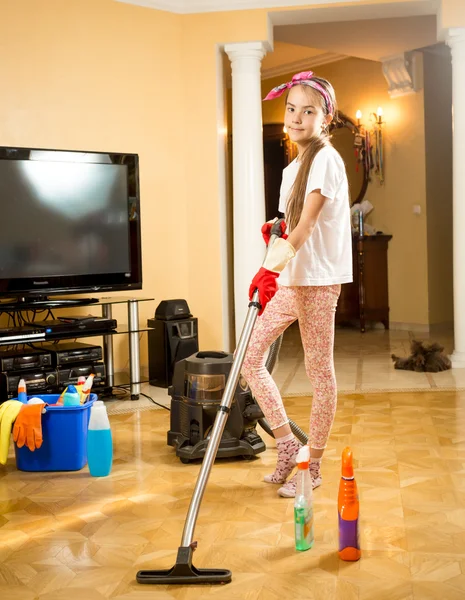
[242,71,352,498]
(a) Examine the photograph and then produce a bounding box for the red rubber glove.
[261,220,288,246]
[249,267,279,316]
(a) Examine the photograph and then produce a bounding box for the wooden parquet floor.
[2,391,465,599]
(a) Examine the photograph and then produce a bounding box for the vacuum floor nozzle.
[136,546,232,585]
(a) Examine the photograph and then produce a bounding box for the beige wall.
[441,0,465,28]
[0,0,270,372]
[178,10,269,349]
[423,48,453,326]
[0,0,187,369]
[262,57,430,326]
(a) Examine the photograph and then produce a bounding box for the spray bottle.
[17,379,28,404]
[338,447,361,561]
[80,374,95,404]
[294,445,314,551]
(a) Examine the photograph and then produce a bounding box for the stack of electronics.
[0,316,118,401]
[0,338,108,402]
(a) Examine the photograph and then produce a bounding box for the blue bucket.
[14,393,97,472]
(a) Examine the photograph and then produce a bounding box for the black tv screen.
[0,147,142,298]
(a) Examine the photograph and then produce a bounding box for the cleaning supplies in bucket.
[15,393,97,472]
[87,400,113,477]
[57,374,95,405]
[294,445,314,551]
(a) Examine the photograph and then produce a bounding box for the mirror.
[329,112,368,206]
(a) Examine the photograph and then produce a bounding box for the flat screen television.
[0,146,142,307]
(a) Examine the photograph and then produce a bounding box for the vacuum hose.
[256,334,309,445]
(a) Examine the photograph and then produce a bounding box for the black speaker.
[148,317,199,388]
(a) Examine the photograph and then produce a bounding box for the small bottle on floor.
[338,447,361,561]
[294,445,314,551]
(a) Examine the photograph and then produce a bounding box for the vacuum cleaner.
[167,350,266,462]
[136,220,306,586]
[167,337,307,463]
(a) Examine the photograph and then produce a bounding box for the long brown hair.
[285,77,338,231]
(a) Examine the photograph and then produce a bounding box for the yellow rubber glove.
[0,400,23,465]
[13,403,46,452]
[262,237,296,272]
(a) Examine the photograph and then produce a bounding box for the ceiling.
[118,0,442,73]
[274,15,438,63]
[269,0,439,26]
[261,43,344,78]
[116,0,439,17]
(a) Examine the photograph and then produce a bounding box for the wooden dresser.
[336,234,392,332]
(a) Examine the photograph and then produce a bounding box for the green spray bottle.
[294,445,314,551]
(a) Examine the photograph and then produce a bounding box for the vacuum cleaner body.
[167,351,266,462]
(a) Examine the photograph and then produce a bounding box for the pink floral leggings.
[242,284,340,449]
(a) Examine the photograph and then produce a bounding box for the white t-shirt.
[278,145,353,286]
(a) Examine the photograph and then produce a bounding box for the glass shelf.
[113,323,151,335]
[86,296,154,306]
[0,296,155,400]
[0,296,154,313]
[0,325,152,346]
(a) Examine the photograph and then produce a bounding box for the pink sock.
[263,435,302,484]
[277,457,323,497]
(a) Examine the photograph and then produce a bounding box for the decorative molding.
[225,41,269,61]
[115,0,184,11]
[115,0,353,14]
[224,52,347,88]
[388,321,430,333]
[445,27,465,51]
[261,52,347,80]
[380,51,423,98]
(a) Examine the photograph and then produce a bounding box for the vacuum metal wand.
[137,217,285,585]
[181,286,261,546]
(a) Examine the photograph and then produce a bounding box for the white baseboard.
[389,322,430,333]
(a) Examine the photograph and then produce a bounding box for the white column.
[447,28,465,367]
[225,42,268,343]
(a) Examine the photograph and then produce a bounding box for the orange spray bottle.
[338,447,361,561]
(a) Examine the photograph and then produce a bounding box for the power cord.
[99,386,129,400]
[112,384,170,411]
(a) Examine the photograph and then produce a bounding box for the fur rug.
[391,340,451,372]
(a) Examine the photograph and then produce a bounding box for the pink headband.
[263,71,334,115]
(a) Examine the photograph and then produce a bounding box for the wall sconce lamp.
[355,107,385,184]
[356,107,384,127]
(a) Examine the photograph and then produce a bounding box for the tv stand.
[0,296,100,312]
[0,296,154,400]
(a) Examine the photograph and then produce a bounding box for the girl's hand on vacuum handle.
[249,237,296,315]
[261,218,288,246]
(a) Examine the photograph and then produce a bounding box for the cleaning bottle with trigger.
[17,379,28,404]
[80,374,95,404]
[338,447,361,561]
[294,445,314,551]
[87,401,113,477]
